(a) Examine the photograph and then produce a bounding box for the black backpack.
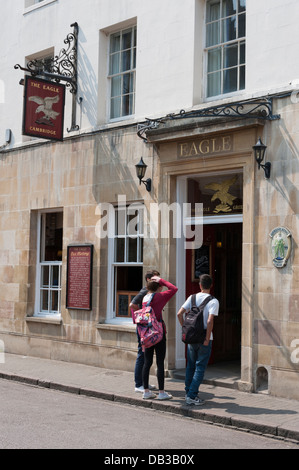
[182,294,214,344]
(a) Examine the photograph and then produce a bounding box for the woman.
[142,276,178,400]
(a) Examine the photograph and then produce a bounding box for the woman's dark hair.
[147,280,160,292]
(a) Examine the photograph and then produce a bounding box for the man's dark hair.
[199,274,213,290]
[145,270,160,281]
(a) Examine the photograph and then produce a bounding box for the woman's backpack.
[133,294,163,350]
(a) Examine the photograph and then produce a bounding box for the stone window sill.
[96,323,136,333]
[26,316,62,325]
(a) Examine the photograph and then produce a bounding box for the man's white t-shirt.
[181,293,219,340]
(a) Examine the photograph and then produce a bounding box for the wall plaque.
[23,76,65,141]
[66,245,93,310]
[269,227,292,268]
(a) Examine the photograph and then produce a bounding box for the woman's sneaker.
[143,391,156,399]
[157,392,173,400]
[185,396,205,406]
[135,385,155,393]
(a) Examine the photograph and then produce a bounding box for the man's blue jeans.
[185,341,212,399]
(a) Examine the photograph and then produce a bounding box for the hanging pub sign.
[22,76,66,141]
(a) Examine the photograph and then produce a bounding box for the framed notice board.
[192,244,211,282]
[66,245,93,310]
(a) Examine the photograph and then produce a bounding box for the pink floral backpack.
[133,294,163,350]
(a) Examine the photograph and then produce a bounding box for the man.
[177,274,219,405]
[130,270,160,393]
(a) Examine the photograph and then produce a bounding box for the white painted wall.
[1,0,299,147]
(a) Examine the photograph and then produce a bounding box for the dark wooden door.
[186,223,242,363]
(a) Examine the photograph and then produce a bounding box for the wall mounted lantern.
[253,137,271,179]
[135,157,152,192]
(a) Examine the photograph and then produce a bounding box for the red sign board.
[23,76,66,141]
[66,245,93,310]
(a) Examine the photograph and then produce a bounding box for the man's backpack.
[133,294,164,350]
[182,294,214,344]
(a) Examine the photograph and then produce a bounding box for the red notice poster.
[23,76,66,141]
[66,245,93,310]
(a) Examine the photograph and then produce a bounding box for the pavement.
[0,353,299,445]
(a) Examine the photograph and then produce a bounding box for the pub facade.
[0,0,299,400]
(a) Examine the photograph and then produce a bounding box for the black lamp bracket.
[259,161,271,179]
[15,22,78,94]
[137,97,281,143]
[140,178,152,192]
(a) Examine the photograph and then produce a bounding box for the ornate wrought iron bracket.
[137,98,281,143]
[15,22,80,132]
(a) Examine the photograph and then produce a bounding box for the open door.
[186,223,242,363]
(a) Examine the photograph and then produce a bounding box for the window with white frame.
[108,204,143,319]
[25,0,57,9]
[36,211,63,316]
[108,26,137,120]
[206,0,246,98]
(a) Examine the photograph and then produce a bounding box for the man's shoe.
[185,396,204,406]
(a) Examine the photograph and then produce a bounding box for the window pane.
[122,29,132,50]
[222,16,237,42]
[121,50,132,72]
[111,97,121,119]
[51,265,60,287]
[41,265,49,287]
[127,210,139,236]
[133,27,137,47]
[206,21,220,47]
[109,53,120,75]
[123,73,134,94]
[50,290,59,312]
[238,13,246,38]
[207,1,220,22]
[111,76,121,97]
[223,67,238,93]
[240,41,245,64]
[207,71,221,97]
[224,43,238,68]
[43,212,63,262]
[222,0,237,17]
[110,32,121,53]
[115,238,125,262]
[208,48,221,72]
[115,208,126,235]
[122,94,133,116]
[128,237,137,262]
[239,0,246,13]
[139,237,144,263]
[41,290,49,312]
[117,294,130,317]
[240,65,245,89]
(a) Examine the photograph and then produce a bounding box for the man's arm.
[177,307,186,327]
[204,314,214,346]
[129,286,148,310]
